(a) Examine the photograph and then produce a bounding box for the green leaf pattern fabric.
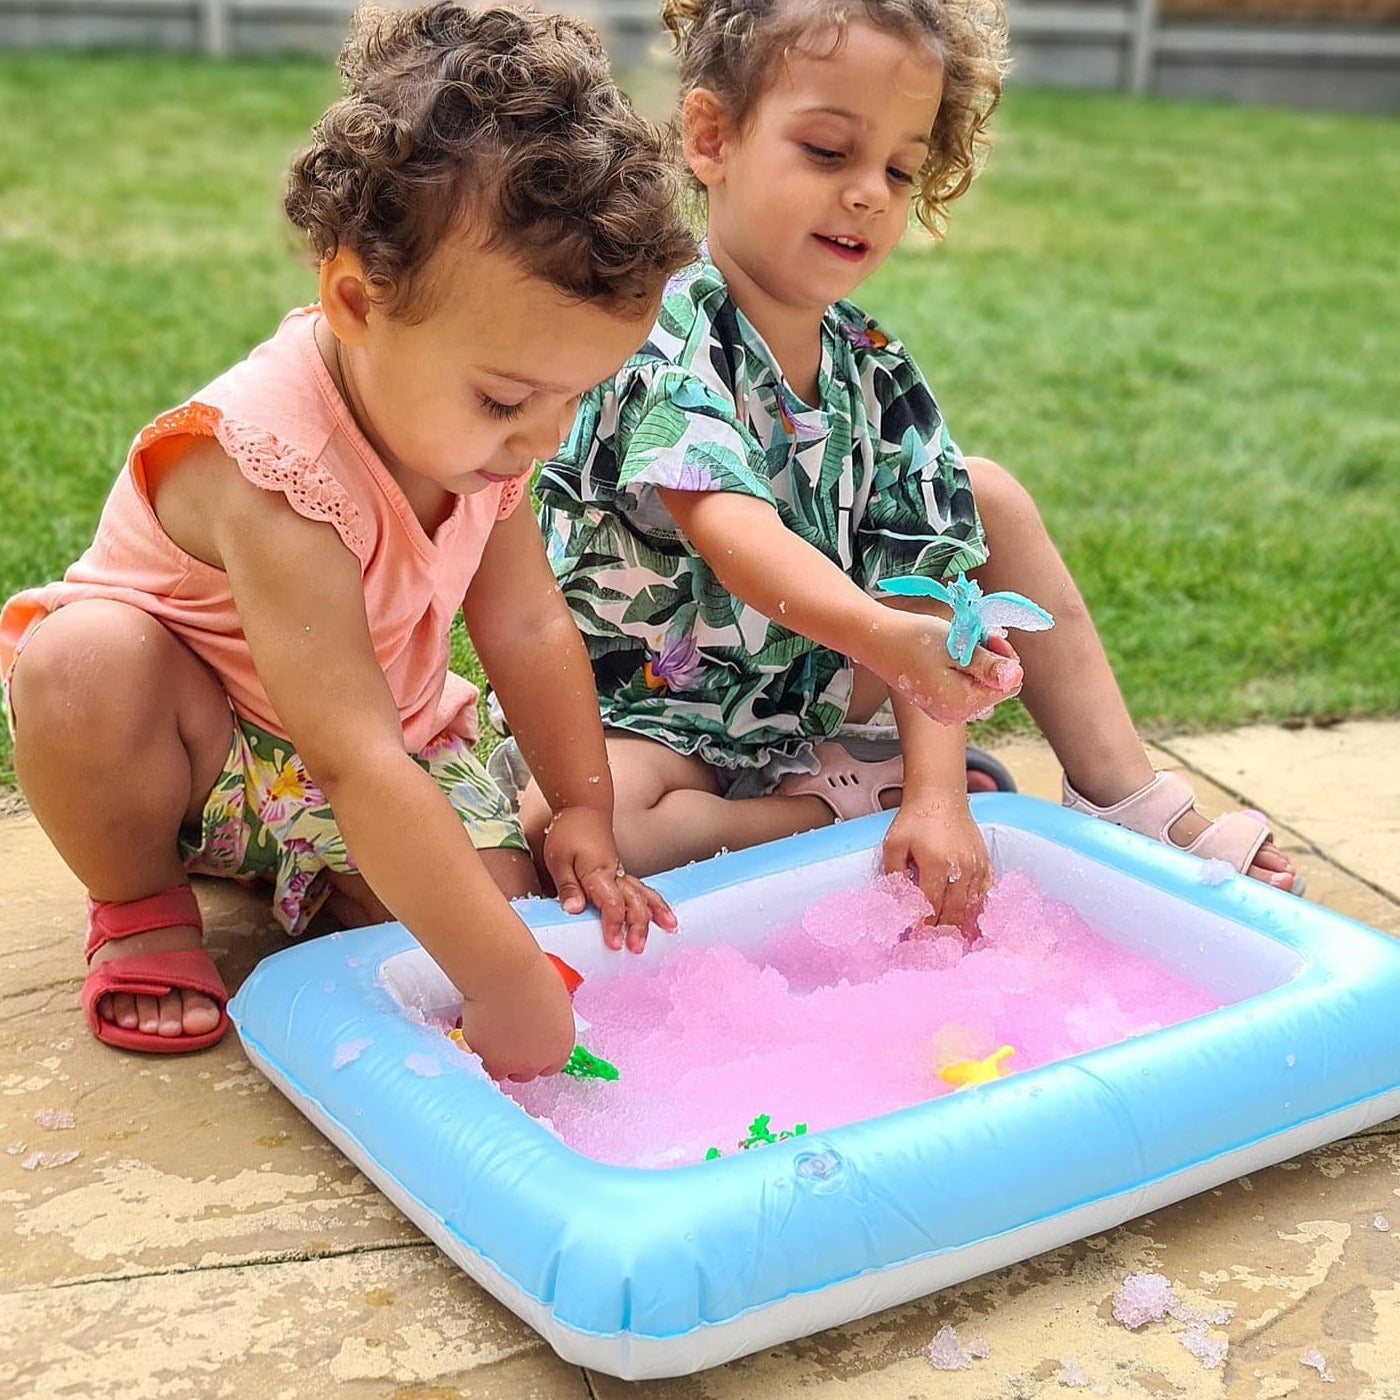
[537,255,987,770]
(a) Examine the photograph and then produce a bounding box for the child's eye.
[479,393,526,421]
[887,167,916,187]
[802,143,842,163]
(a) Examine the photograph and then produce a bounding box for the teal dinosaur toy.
[878,570,1053,666]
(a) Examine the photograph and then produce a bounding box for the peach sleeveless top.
[0,307,523,751]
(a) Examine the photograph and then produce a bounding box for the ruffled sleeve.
[136,402,371,560]
[614,367,776,507]
[847,326,987,591]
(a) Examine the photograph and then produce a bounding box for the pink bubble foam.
[503,869,1221,1167]
[1180,1323,1229,1369]
[1113,1272,1177,1329]
[926,1325,974,1371]
[33,1109,76,1130]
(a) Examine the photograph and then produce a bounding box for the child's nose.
[510,410,570,464]
[843,164,889,214]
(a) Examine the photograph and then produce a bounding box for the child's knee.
[965,456,1044,537]
[9,606,151,742]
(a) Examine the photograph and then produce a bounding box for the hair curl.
[659,0,1008,237]
[285,2,695,320]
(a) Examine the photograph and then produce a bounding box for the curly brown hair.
[659,0,1009,237]
[285,2,695,321]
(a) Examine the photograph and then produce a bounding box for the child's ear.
[318,249,375,346]
[682,88,730,189]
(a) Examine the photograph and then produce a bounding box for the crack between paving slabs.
[7,1234,434,1294]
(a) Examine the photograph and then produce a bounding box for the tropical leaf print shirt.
[537,255,987,770]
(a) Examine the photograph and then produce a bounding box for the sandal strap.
[1178,809,1271,873]
[1062,770,1196,839]
[776,741,904,822]
[1064,771,1272,875]
[85,884,203,961]
[83,948,227,1006]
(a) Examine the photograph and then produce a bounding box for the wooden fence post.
[1129,0,1160,93]
[201,0,231,57]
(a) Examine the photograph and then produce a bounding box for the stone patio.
[2,720,1397,1398]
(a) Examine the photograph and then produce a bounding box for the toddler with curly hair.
[529,0,1299,924]
[0,2,697,1079]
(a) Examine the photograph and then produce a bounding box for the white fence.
[0,0,1397,109]
[1005,0,1400,109]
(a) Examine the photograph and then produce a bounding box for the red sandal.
[82,884,230,1053]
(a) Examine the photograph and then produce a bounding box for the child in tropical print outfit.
[0,4,696,1078]
[527,0,1300,925]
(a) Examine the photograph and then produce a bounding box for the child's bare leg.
[476,848,540,900]
[520,733,835,879]
[326,847,538,929]
[965,456,1295,887]
[9,600,233,1036]
[846,664,892,726]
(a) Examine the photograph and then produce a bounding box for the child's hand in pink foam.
[461,945,575,1082]
[882,796,992,932]
[542,805,678,953]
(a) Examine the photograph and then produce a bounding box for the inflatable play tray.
[229,793,1400,1379]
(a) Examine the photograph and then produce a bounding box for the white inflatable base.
[230,794,1400,1379]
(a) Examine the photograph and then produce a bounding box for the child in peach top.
[0,3,713,1079]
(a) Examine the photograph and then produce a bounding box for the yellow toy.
[939,1045,1014,1089]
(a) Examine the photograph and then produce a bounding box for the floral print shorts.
[180,712,527,936]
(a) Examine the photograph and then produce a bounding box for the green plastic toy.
[705,1113,808,1159]
[560,1045,620,1081]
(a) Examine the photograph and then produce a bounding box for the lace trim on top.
[136,403,370,558]
[496,476,525,520]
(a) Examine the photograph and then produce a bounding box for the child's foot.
[89,924,223,1038]
[1063,771,1302,894]
[83,885,230,1051]
[1159,807,1297,890]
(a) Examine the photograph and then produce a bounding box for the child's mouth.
[814,233,868,261]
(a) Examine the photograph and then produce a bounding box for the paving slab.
[1163,721,1399,902]
[2,722,1398,1398]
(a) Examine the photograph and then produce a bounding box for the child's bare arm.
[462,503,676,950]
[204,465,573,1080]
[885,687,991,927]
[877,594,994,924]
[656,487,1022,722]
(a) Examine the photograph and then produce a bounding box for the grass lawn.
[1,52,1397,788]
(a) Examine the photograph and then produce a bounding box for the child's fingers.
[640,883,679,932]
[580,865,628,950]
[935,867,971,932]
[967,634,1023,693]
[881,828,914,876]
[898,842,963,928]
[618,879,653,954]
[553,870,588,917]
[944,858,994,935]
[919,868,953,926]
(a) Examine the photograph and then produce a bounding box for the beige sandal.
[775,741,904,821]
[1062,770,1302,893]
